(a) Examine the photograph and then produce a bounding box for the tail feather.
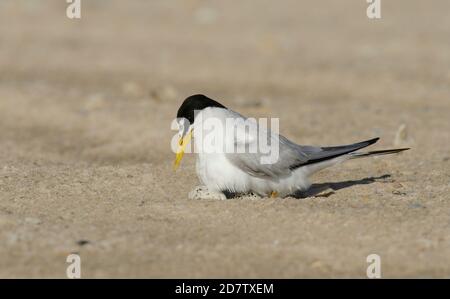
[301,141,409,176]
[350,148,410,159]
[294,137,409,172]
[300,137,380,166]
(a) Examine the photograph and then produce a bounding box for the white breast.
[196,152,251,193]
[193,108,251,193]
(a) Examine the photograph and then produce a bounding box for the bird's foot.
[188,186,227,200]
[270,191,279,198]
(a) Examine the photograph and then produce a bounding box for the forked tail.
[349,148,410,159]
[300,138,410,175]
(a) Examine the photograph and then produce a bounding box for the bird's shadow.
[222,174,393,199]
[292,174,393,199]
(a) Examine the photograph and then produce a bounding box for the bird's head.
[174,94,226,170]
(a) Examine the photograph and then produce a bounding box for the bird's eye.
[177,118,190,138]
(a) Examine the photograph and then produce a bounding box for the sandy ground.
[0,0,449,278]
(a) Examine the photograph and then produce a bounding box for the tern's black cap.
[176,94,226,124]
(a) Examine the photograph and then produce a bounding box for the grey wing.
[224,116,311,179]
[224,113,379,179]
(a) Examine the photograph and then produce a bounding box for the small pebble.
[394,124,408,146]
[393,182,404,189]
[76,240,90,246]
[392,190,407,196]
[25,217,42,225]
[408,203,426,209]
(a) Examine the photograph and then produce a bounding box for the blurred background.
[0,0,449,278]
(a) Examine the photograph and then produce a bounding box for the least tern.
[174,94,409,198]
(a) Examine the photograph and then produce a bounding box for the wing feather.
[223,110,379,179]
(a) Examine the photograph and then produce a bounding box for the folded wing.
[224,113,380,179]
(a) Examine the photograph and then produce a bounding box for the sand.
[0,0,449,278]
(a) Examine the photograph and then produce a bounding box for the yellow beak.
[173,129,193,170]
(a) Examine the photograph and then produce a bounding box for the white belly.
[196,152,313,197]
